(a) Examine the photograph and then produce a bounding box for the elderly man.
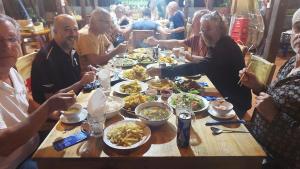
[166,1,185,40]
[0,14,76,169]
[31,14,95,104]
[147,11,252,118]
[76,8,127,72]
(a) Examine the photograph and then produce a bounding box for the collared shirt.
[161,36,252,117]
[0,68,39,169]
[31,40,81,104]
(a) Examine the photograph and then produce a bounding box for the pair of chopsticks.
[237,62,252,86]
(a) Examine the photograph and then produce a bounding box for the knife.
[205,119,246,126]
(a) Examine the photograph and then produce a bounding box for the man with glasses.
[31,14,95,105]
[76,8,127,73]
[0,14,76,169]
[147,11,252,118]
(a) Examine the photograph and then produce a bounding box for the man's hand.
[46,92,77,112]
[239,67,264,93]
[255,92,279,122]
[80,71,95,86]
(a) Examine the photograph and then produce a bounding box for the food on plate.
[123,65,149,81]
[104,96,124,113]
[64,107,80,115]
[107,122,145,146]
[123,94,150,112]
[137,54,153,64]
[132,48,152,54]
[170,93,205,111]
[120,81,142,94]
[159,56,176,64]
[148,79,173,90]
[175,79,203,95]
[138,106,170,121]
[114,58,136,67]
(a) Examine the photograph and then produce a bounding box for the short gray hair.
[0,14,20,37]
[201,11,227,36]
[90,7,111,22]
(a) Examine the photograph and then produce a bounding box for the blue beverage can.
[177,112,191,147]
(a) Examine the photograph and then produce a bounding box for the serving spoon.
[210,127,250,135]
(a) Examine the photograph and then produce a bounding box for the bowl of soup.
[62,104,82,119]
[135,102,172,127]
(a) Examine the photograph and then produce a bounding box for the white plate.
[167,93,209,112]
[118,70,151,82]
[114,58,138,68]
[103,120,151,150]
[207,106,236,119]
[112,80,148,95]
[105,96,125,119]
[60,109,88,124]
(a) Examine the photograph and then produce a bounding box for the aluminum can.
[177,112,191,147]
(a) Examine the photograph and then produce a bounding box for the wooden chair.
[132,30,155,48]
[15,52,37,92]
[248,54,276,86]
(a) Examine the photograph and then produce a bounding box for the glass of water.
[97,68,111,92]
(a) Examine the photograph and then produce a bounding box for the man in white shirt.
[0,14,76,169]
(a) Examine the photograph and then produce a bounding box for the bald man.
[31,14,95,104]
[76,7,127,72]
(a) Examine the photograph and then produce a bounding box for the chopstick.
[237,62,252,86]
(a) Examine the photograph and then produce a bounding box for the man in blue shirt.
[167,1,185,40]
[123,8,169,48]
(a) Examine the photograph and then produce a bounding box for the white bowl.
[135,101,173,127]
[104,96,125,119]
[210,100,233,116]
[62,104,83,119]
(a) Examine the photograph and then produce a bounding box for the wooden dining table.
[33,75,266,169]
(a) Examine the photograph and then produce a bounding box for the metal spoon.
[210,127,249,135]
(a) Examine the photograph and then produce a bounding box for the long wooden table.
[33,76,266,169]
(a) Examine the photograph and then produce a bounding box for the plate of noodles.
[112,80,148,95]
[103,119,151,150]
[119,65,151,81]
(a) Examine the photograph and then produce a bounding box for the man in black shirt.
[31,14,95,104]
[147,11,252,118]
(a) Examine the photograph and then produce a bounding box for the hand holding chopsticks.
[237,62,252,86]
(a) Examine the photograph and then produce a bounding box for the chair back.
[238,44,248,58]
[15,52,37,92]
[132,30,155,48]
[248,54,276,86]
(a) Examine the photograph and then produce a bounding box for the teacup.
[210,100,233,116]
[62,104,82,120]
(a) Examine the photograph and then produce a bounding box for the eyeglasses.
[0,36,20,45]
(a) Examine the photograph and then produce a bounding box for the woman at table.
[0,14,76,169]
[146,9,210,62]
[239,8,300,169]
[147,11,252,118]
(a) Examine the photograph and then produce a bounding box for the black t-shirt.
[162,36,252,117]
[31,40,81,104]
